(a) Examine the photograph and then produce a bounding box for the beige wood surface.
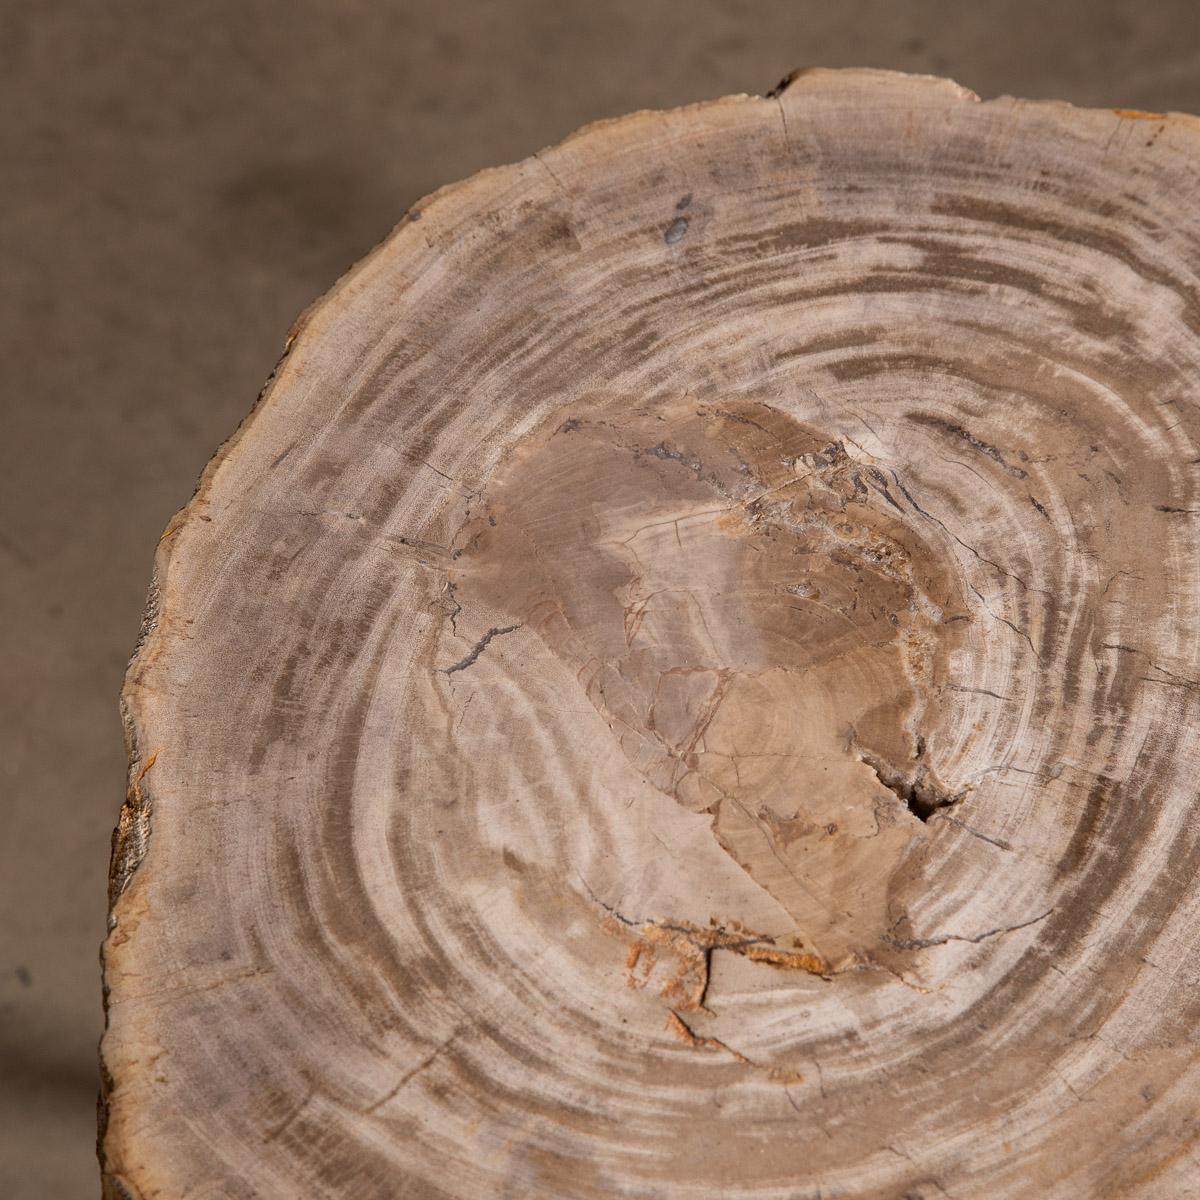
[101,69,1200,1198]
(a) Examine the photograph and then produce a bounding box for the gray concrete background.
[5,2,1200,1194]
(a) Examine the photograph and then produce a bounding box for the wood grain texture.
[101,69,1200,1198]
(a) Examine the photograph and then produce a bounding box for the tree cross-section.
[101,70,1200,1199]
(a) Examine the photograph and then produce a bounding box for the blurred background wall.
[4,2,1200,1194]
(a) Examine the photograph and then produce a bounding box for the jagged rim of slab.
[97,66,1200,1190]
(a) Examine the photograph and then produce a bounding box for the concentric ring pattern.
[102,70,1200,1199]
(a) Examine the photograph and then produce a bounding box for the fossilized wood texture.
[102,70,1200,1199]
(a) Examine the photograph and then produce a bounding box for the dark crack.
[911,414,1028,479]
[441,624,521,675]
[940,813,1014,853]
[858,747,964,822]
[364,1030,462,1114]
[884,908,1053,951]
[945,682,1011,702]
[891,470,1039,598]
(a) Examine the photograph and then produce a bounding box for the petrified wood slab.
[102,69,1200,1198]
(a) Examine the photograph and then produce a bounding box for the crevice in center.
[857,747,964,822]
